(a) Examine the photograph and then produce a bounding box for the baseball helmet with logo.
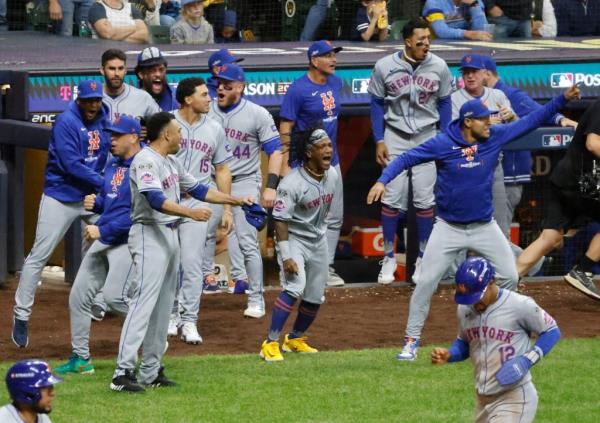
[5,360,63,405]
[454,256,495,305]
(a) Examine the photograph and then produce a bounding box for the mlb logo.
[352,79,370,94]
[542,134,562,147]
[550,73,573,88]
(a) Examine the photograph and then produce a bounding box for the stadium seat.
[149,25,170,44]
[390,19,407,40]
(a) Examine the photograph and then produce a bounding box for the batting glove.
[495,355,533,386]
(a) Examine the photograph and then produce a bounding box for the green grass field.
[1,338,598,422]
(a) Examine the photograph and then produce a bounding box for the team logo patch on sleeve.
[140,172,154,183]
[274,199,286,212]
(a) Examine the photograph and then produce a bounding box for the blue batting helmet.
[454,257,495,305]
[5,360,63,406]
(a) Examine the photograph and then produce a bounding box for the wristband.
[278,240,292,261]
[524,346,543,365]
[266,173,280,190]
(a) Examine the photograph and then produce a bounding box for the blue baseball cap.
[460,54,485,71]
[106,115,141,136]
[454,257,495,305]
[216,63,245,82]
[458,99,497,122]
[208,49,244,71]
[223,9,237,28]
[181,0,203,6]
[481,55,497,73]
[307,40,342,61]
[77,79,103,99]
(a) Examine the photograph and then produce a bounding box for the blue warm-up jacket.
[494,80,564,185]
[44,101,110,202]
[92,155,135,246]
[378,94,568,223]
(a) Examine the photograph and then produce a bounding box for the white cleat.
[378,256,397,285]
[326,268,345,287]
[180,322,203,345]
[243,305,266,319]
[167,313,180,337]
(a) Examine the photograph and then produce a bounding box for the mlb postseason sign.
[28,62,600,118]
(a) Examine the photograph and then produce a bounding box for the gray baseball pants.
[69,241,133,359]
[115,223,179,384]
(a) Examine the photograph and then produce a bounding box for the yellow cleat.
[260,340,284,362]
[281,334,318,353]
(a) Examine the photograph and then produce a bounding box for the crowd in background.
[1,0,599,43]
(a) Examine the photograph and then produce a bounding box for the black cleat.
[145,366,176,388]
[12,317,29,348]
[110,370,145,393]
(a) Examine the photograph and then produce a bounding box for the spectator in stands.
[159,0,181,27]
[300,0,331,41]
[203,0,225,38]
[48,0,94,36]
[354,0,390,41]
[88,0,149,42]
[0,0,6,31]
[131,0,161,26]
[215,9,241,43]
[423,0,492,40]
[170,0,214,44]
[531,0,557,37]
[555,0,600,36]
[484,0,532,38]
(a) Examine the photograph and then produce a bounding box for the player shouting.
[367,85,580,361]
[260,126,338,361]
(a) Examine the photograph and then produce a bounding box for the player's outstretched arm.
[215,163,233,233]
[431,348,451,365]
[367,182,386,204]
[205,188,254,207]
[274,219,299,275]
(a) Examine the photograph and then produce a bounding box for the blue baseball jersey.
[378,95,568,223]
[93,154,136,246]
[280,74,342,166]
[155,83,179,112]
[44,101,110,202]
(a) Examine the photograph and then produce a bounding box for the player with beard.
[135,47,178,112]
[101,49,161,123]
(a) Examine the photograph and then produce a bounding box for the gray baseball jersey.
[129,147,199,224]
[0,405,52,423]
[368,51,453,135]
[103,83,161,122]
[273,167,338,240]
[457,289,558,396]
[208,98,279,176]
[451,87,513,121]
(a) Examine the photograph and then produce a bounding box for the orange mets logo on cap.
[465,55,472,63]
[90,81,97,91]
[456,283,468,294]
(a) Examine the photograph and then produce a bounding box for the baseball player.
[110,112,253,393]
[135,47,178,112]
[201,63,282,319]
[206,48,244,99]
[368,18,453,285]
[280,40,346,287]
[367,86,579,361]
[11,80,109,348]
[260,125,338,362]
[431,257,561,423]
[516,98,600,300]
[1,360,62,423]
[101,49,161,123]
[168,77,233,343]
[53,116,142,375]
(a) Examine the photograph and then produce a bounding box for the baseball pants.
[278,234,328,304]
[14,194,95,321]
[382,127,437,211]
[227,229,248,281]
[325,164,344,267]
[476,382,538,423]
[115,223,179,384]
[406,218,518,338]
[69,241,134,359]
[175,217,209,324]
[203,176,264,310]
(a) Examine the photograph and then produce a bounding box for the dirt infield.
[0,277,598,362]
